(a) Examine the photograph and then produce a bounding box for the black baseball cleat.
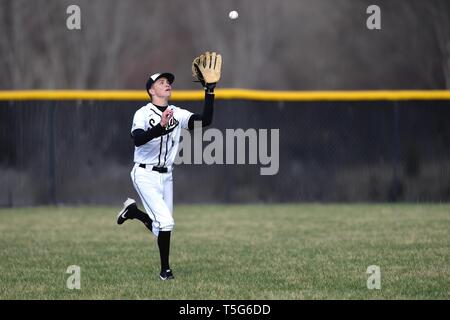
[159,269,175,281]
[117,198,136,225]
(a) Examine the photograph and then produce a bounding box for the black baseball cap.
[146,72,175,92]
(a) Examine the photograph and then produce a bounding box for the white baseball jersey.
[131,102,192,170]
[130,102,192,236]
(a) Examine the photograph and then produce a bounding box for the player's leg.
[138,188,174,279]
[162,172,173,214]
[131,166,175,279]
[158,172,174,280]
[157,231,173,280]
[117,198,153,231]
[131,167,172,234]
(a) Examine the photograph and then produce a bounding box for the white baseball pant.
[130,164,174,237]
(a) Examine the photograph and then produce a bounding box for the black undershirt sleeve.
[188,92,214,130]
[132,124,165,147]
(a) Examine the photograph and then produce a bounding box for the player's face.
[150,78,172,99]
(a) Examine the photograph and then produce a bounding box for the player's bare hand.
[160,108,173,127]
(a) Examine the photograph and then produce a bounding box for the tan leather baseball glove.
[192,51,222,90]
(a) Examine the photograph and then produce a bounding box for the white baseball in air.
[229,10,238,20]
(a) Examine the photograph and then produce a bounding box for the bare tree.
[428,1,450,88]
[0,0,449,90]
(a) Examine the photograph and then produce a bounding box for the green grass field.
[0,204,449,300]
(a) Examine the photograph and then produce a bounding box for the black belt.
[139,164,168,173]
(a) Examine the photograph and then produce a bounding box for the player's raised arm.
[188,51,222,130]
[187,89,215,129]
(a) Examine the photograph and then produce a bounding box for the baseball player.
[117,52,222,281]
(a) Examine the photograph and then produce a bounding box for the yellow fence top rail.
[0,89,449,101]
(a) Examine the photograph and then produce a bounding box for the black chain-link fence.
[0,97,449,206]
